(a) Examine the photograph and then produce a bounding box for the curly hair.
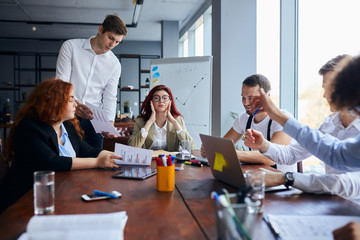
[3,78,83,166]
[138,85,182,122]
[331,55,360,111]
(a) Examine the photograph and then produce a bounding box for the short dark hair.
[242,74,271,93]
[101,14,128,36]
[318,54,350,75]
[331,56,360,111]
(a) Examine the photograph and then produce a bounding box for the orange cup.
[156,165,175,192]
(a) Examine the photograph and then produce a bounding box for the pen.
[253,105,261,117]
[94,190,119,199]
[184,161,203,167]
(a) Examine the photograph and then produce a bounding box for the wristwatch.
[284,172,295,188]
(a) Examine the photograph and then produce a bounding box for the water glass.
[245,170,265,214]
[213,193,256,240]
[33,171,55,215]
[181,140,192,160]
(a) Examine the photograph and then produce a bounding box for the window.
[298,0,360,173]
[256,0,280,106]
[179,6,211,57]
[195,20,204,56]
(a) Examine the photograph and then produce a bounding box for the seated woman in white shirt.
[129,85,194,151]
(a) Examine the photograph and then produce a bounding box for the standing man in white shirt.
[56,14,127,149]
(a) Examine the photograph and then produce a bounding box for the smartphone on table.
[81,191,122,201]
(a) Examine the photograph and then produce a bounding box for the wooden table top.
[1,159,360,240]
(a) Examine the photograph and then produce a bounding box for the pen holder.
[156,165,175,192]
[213,193,256,240]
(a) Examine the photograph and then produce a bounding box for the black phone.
[81,191,122,201]
[112,167,157,180]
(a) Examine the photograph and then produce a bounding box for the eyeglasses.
[152,95,170,102]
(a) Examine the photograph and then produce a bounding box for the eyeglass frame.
[152,95,171,102]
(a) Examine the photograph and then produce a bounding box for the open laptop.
[200,134,289,191]
[200,134,246,189]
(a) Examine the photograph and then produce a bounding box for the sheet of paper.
[114,143,152,166]
[18,211,127,240]
[85,102,120,137]
[265,214,360,240]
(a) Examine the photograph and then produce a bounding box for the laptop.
[200,134,289,191]
[200,134,246,189]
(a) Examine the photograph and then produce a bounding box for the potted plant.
[123,100,130,113]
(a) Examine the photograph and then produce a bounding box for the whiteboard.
[150,56,212,149]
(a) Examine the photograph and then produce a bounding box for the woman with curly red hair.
[0,78,120,213]
[129,85,193,151]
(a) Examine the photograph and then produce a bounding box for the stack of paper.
[18,211,128,240]
[265,214,360,240]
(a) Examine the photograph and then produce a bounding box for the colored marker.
[94,190,119,199]
[184,161,203,167]
[253,105,261,117]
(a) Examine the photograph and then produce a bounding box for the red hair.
[138,85,182,121]
[3,78,83,166]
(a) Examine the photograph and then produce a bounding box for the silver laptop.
[200,134,246,189]
[200,134,289,192]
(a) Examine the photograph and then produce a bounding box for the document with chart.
[114,143,152,166]
[85,102,120,137]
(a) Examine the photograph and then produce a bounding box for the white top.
[152,121,168,150]
[140,120,183,150]
[264,112,360,202]
[56,37,121,121]
[232,110,296,172]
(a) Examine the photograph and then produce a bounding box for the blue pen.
[253,105,261,117]
[94,190,119,199]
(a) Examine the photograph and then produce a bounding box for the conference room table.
[1,155,360,240]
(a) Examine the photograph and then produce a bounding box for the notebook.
[200,134,246,189]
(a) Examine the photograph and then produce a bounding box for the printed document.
[265,214,360,240]
[18,211,128,240]
[115,143,152,166]
[85,102,120,137]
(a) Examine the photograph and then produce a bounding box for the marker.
[190,159,209,166]
[167,155,172,166]
[184,161,203,167]
[253,105,261,117]
[155,157,162,166]
[94,190,119,199]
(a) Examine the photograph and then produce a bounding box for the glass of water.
[33,171,55,215]
[181,140,192,160]
[245,170,265,214]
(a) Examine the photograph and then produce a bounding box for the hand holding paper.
[85,102,120,137]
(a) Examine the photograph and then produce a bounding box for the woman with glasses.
[129,85,193,151]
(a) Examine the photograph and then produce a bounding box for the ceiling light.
[131,0,144,27]
[32,26,37,31]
